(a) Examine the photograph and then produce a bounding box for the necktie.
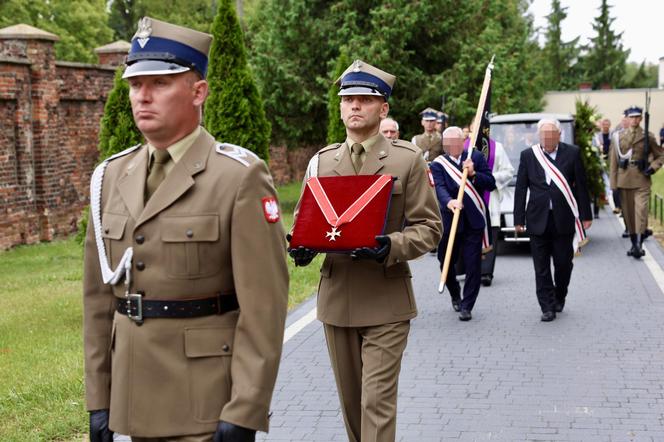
[351,143,364,174]
[145,149,171,200]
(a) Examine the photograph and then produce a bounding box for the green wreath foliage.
[574,99,605,205]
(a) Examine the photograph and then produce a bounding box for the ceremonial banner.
[289,175,394,252]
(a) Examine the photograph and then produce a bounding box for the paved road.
[258,208,664,442]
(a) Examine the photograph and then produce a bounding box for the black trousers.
[529,211,574,313]
[438,228,483,312]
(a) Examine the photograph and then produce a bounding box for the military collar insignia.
[352,60,362,72]
[136,17,152,48]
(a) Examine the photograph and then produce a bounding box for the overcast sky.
[528,0,663,64]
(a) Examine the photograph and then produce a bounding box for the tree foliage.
[574,99,605,204]
[248,0,545,146]
[204,0,271,159]
[108,0,218,41]
[541,0,582,91]
[327,50,351,144]
[582,0,629,89]
[0,0,114,63]
[433,0,544,126]
[623,61,658,89]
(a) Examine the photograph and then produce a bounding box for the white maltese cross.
[326,227,341,241]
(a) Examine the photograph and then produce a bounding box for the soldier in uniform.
[435,111,448,134]
[411,107,443,161]
[83,17,288,442]
[609,106,664,258]
[289,60,442,442]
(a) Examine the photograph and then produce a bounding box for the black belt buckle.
[126,293,143,324]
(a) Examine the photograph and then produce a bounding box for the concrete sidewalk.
[259,208,664,442]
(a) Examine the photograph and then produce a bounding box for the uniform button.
[222,344,230,352]
[186,229,194,238]
[104,227,110,234]
[135,234,145,244]
[136,261,145,271]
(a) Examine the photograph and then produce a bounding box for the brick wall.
[0,26,313,250]
[0,25,120,250]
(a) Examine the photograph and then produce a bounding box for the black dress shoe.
[459,310,472,321]
[541,311,556,322]
[622,229,629,238]
[451,300,461,312]
[555,301,565,313]
[481,275,493,287]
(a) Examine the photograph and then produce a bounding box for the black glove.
[89,409,113,442]
[645,167,655,176]
[286,234,317,267]
[212,421,256,442]
[350,235,391,263]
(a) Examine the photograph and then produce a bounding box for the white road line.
[641,244,664,294]
[283,306,317,343]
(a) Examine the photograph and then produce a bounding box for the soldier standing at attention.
[289,60,442,442]
[83,17,288,442]
[412,107,443,161]
[610,106,664,258]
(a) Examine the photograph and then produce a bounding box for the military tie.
[351,143,364,174]
[145,149,171,200]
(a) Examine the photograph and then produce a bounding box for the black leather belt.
[117,293,238,324]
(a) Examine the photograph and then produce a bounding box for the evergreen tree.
[248,0,335,147]
[542,0,581,90]
[98,68,143,160]
[623,61,657,89]
[327,50,351,144]
[204,0,271,159]
[582,0,629,89]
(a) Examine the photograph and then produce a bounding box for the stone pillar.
[95,40,130,67]
[0,24,60,241]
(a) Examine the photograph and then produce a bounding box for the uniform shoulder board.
[106,144,142,163]
[391,139,419,153]
[319,143,343,154]
[215,142,260,167]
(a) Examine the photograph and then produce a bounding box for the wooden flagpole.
[438,56,495,293]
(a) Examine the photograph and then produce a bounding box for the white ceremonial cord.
[90,147,140,285]
[306,154,319,178]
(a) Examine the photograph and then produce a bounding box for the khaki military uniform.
[83,128,288,438]
[299,135,442,441]
[609,126,664,234]
[412,132,442,161]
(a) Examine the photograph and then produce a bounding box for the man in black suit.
[514,119,592,322]
[431,126,496,321]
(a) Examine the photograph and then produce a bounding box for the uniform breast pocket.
[161,214,221,279]
[101,212,128,267]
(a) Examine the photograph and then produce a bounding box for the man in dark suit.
[514,119,592,322]
[430,126,496,321]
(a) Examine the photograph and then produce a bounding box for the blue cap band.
[340,72,392,99]
[128,36,209,78]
